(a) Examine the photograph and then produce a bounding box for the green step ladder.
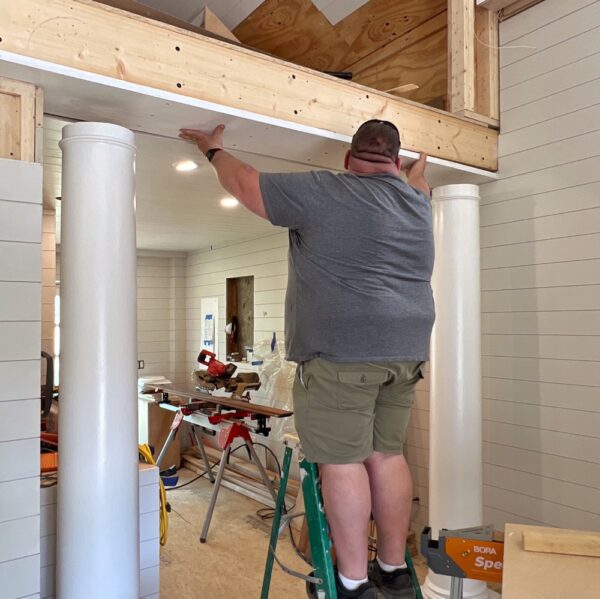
[261,435,423,599]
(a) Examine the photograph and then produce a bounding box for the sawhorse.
[261,435,423,598]
[155,402,278,543]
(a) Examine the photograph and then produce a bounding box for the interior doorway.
[226,275,254,360]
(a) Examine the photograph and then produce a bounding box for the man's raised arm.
[179,125,267,219]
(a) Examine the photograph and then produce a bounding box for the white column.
[422,184,488,599]
[57,123,139,599]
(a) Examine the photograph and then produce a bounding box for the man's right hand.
[402,152,430,197]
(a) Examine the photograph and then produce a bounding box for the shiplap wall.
[137,252,187,385]
[0,158,43,599]
[478,0,600,531]
[41,210,55,385]
[186,231,288,367]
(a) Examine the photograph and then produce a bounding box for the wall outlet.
[138,360,145,370]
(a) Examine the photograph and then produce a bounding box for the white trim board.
[0,51,497,187]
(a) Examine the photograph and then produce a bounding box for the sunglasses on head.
[358,119,400,137]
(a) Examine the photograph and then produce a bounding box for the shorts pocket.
[336,371,388,411]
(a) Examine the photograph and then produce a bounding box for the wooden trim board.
[523,529,600,558]
[0,0,497,170]
[503,524,600,598]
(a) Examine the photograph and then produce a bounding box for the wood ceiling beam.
[0,0,497,170]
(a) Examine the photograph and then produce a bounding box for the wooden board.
[523,529,600,558]
[448,0,476,114]
[503,523,600,598]
[1,0,497,169]
[159,383,293,418]
[474,5,499,122]
[0,77,36,162]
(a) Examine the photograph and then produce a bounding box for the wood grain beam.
[0,0,497,169]
[474,5,499,122]
[448,0,476,114]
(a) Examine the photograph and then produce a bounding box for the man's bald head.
[350,120,401,164]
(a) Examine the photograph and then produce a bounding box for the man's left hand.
[179,124,225,156]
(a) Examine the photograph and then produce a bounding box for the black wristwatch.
[205,148,223,162]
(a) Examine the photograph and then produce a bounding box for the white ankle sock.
[377,556,407,572]
[338,572,368,591]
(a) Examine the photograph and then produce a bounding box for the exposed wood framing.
[448,0,475,114]
[449,0,499,127]
[233,0,448,107]
[474,6,499,122]
[0,76,40,162]
[0,0,497,169]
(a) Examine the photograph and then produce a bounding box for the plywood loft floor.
[161,468,430,598]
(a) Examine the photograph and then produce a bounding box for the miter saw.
[191,349,261,400]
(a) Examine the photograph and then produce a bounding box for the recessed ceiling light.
[173,160,197,172]
[220,197,239,208]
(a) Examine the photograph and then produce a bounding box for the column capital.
[432,184,481,202]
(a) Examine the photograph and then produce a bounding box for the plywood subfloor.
[162,468,431,597]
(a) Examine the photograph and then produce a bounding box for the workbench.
[139,383,293,543]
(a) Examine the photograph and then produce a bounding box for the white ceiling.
[311,0,370,25]
[44,116,322,252]
[136,0,264,31]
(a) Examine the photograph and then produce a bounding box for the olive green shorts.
[292,357,425,464]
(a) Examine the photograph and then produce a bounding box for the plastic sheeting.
[253,336,297,443]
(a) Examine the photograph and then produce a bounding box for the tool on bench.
[261,435,423,599]
[192,349,261,399]
[421,525,504,599]
[151,383,292,543]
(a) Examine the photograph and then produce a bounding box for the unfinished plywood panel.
[0,0,497,169]
[503,524,600,598]
[235,0,447,101]
[233,0,359,72]
[350,11,447,107]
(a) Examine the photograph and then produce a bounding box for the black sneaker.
[306,570,380,598]
[368,560,416,599]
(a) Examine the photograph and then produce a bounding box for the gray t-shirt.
[260,170,435,363]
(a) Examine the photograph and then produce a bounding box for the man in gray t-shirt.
[181,120,434,599]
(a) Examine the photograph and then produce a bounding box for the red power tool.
[197,350,237,380]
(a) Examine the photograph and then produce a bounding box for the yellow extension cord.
[138,443,168,546]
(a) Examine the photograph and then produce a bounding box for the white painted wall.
[40,464,160,599]
[479,0,600,531]
[186,231,288,368]
[0,158,43,599]
[137,252,188,385]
